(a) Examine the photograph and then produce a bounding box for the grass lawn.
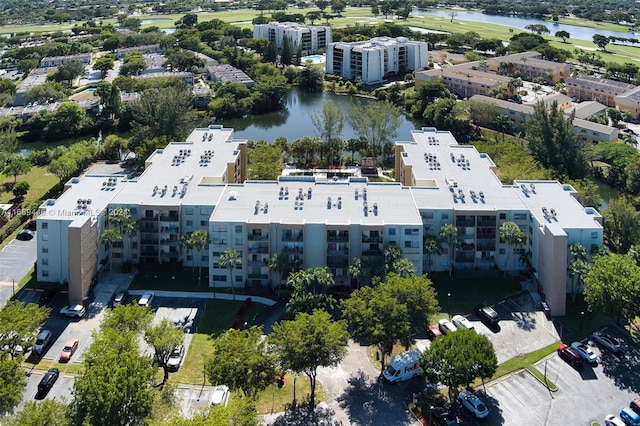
[254,374,327,415]
[23,358,84,375]
[0,165,59,204]
[554,296,608,341]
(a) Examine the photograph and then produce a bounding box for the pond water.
[413,9,637,42]
[140,18,172,25]
[218,89,422,143]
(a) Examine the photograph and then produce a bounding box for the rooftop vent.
[307,187,312,199]
[530,183,536,192]
[327,196,332,209]
[479,191,485,200]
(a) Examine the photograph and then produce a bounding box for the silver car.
[166,345,184,371]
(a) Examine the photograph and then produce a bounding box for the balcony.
[248,232,269,241]
[159,214,179,222]
[282,233,303,242]
[248,246,269,254]
[362,248,383,256]
[248,273,269,279]
[282,246,303,254]
[362,235,383,243]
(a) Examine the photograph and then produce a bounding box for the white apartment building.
[253,22,332,56]
[326,37,429,85]
[36,126,602,315]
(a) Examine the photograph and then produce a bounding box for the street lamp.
[581,311,585,335]
[447,292,451,319]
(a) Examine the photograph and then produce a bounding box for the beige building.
[486,51,571,84]
[566,75,635,107]
[615,86,640,119]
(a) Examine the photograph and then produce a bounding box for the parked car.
[112,290,128,307]
[475,304,500,326]
[16,229,34,241]
[630,398,640,416]
[620,406,640,426]
[138,291,155,307]
[59,338,79,362]
[167,344,185,371]
[33,330,52,356]
[60,304,86,318]
[426,324,443,340]
[557,343,583,368]
[452,315,475,331]
[592,331,623,353]
[458,390,489,419]
[438,319,457,335]
[571,341,598,364]
[37,368,59,394]
[38,288,58,307]
[210,385,230,407]
[430,406,459,426]
[604,414,626,426]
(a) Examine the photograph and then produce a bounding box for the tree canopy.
[0,300,50,360]
[347,99,401,158]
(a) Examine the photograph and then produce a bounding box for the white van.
[33,330,52,355]
[382,349,422,383]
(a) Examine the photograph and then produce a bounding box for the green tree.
[525,24,550,35]
[286,268,337,315]
[0,300,50,360]
[25,81,66,103]
[568,243,590,303]
[98,134,129,161]
[106,207,137,263]
[270,310,348,415]
[499,221,525,276]
[348,257,362,288]
[50,59,85,87]
[298,65,324,92]
[341,284,409,372]
[204,326,276,398]
[46,102,87,139]
[3,155,31,183]
[310,100,345,166]
[130,85,196,142]
[525,100,587,179]
[94,54,115,77]
[248,141,282,180]
[421,330,497,398]
[439,224,460,277]
[603,197,640,253]
[593,34,610,51]
[347,99,401,157]
[0,126,18,157]
[189,230,210,285]
[48,154,78,183]
[584,253,640,324]
[269,253,290,294]
[11,180,29,199]
[306,10,323,24]
[164,49,205,72]
[101,303,153,334]
[144,318,185,387]
[0,354,26,414]
[7,400,70,426]
[281,35,293,66]
[219,248,241,299]
[424,236,441,274]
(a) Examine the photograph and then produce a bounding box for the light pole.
[447,292,451,319]
[581,311,585,335]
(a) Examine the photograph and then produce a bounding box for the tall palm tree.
[219,248,241,300]
[439,224,460,277]
[269,253,289,296]
[423,236,441,274]
[310,266,334,295]
[100,228,122,276]
[179,233,194,271]
[190,230,210,285]
[108,208,137,262]
[348,257,362,288]
[568,243,589,303]
[499,221,525,276]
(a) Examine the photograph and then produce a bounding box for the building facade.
[253,22,332,56]
[39,53,93,68]
[37,126,602,315]
[326,37,429,85]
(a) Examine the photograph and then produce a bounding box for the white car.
[458,390,489,419]
[604,414,626,426]
[571,341,598,364]
[452,314,475,331]
[137,291,155,307]
[438,319,457,335]
[592,331,623,353]
[60,304,86,318]
[210,385,230,407]
[166,344,184,371]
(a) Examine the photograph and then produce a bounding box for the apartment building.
[566,74,635,107]
[614,86,640,120]
[416,66,511,98]
[39,53,92,68]
[206,64,255,87]
[37,126,602,315]
[114,44,164,60]
[253,22,332,56]
[326,37,429,85]
[486,51,571,84]
[469,94,618,143]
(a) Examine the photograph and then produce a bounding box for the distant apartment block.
[486,51,570,84]
[326,37,429,85]
[0,99,100,122]
[253,22,332,56]
[40,53,93,68]
[13,67,57,106]
[207,64,254,88]
[114,44,164,60]
[132,71,194,85]
[416,66,511,99]
[470,94,618,144]
[566,74,635,107]
[615,86,640,119]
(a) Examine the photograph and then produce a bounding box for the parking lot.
[481,331,640,426]
[0,231,36,303]
[18,368,75,409]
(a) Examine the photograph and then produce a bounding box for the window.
[185,208,194,215]
[187,255,193,261]
[200,208,209,215]
[200,220,207,226]
[235,238,243,246]
[41,222,48,229]
[113,253,122,258]
[591,232,598,239]
[42,258,48,265]
[42,247,48,253]
[423,212,434,220]
[499,248,506,255]
[42,234,48,241]
[130,208,137,215]
[235,225,242,233]
[404,228,419,236]
[186,220,193,226]
[201,255,209,261]
[404,240,419,249]
[499,213,506,220]
[212,275,227,282]
[388,228,396,236]
[236,275,242,282]
[132,242,137,248]
[42,271,49,277]
[442,213,449,220]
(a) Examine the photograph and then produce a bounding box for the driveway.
[482,333,640,426]
[0,232,37,305]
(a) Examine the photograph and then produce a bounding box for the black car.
[475,304,500,326]
[16,229,34,241]
[37,368,59,393]
[430,406,459,426]
[38,288,58,307]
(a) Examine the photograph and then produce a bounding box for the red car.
[557,343,583,368]
[60,338,79,362]
[426,324,443,340]
[630,398,640,416]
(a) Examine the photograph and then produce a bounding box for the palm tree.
[439,224,460,277]
[499,222,525,276]
[494,114,512,143]
[348,257,362,288]
[507,77,522,96]
[219,248,241,300]
[310,266,334,295]
[190,230,210,285]
[180,233,194,271]
[108,208,137,262]
[568,243,589,303]
[100,228,122,276]
[423,236,441,274]
[269,253,289,296]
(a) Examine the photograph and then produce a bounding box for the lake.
[413,9,637,42]
[218,89,422,142]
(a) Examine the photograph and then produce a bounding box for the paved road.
[0,232,36,304]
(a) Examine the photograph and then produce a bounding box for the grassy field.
[0,165,58,204]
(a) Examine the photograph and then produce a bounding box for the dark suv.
[475,304,500,326]
[38,288,58,307]
[37,368,59,394]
